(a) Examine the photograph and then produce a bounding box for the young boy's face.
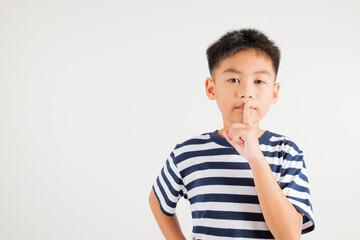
[205,49,280,130]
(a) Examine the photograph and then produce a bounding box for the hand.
[223,100,263,163]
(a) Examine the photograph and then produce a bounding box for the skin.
[149,49,303,240]
[149,189,186,240]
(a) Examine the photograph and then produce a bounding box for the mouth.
[235,105,256,110]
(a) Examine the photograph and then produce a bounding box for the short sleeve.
[279,140,315,234]
[152,146,187,216]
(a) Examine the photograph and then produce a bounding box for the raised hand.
[223,100,263,163]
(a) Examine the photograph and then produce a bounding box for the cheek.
[216,88,232,101]
[260,89,274,101]
[258,95,273,110]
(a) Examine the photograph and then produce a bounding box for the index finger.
[243,100,251,125]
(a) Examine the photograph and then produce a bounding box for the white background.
[1,0,359,239]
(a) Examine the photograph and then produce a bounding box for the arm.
[223,100,303,240]
[248,156,303,240]
[225,134,302,240]
[149,189,186,240]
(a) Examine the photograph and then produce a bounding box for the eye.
[255,80,265,84]
[229,78,240,83]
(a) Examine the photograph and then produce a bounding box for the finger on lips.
[243,100,251,125]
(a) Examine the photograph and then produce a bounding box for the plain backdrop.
[1,0,360,239]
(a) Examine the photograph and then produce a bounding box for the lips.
[235,104,256,110]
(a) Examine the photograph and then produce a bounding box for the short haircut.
[206,29,281,79]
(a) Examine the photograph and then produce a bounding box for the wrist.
[245,140,264,163]
[247,153,267,167]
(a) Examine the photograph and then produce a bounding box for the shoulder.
[171,131,221,154]
[170,130,228,163]
[263,130,304,157]
[175,131,213,148]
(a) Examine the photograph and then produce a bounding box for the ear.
[271,82,280,104]
[205,77,216,100]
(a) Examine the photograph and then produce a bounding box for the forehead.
[214,49,275,78]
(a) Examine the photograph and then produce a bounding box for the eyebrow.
[223,68,271,76]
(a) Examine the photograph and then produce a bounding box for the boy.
[149,29,315,240]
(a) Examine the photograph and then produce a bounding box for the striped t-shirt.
[153,130,315,239]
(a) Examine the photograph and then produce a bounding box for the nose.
[237,81,254,99]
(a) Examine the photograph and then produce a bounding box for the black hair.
[206,28,281,79]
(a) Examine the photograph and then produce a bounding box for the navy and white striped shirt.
[153,130,315,239]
